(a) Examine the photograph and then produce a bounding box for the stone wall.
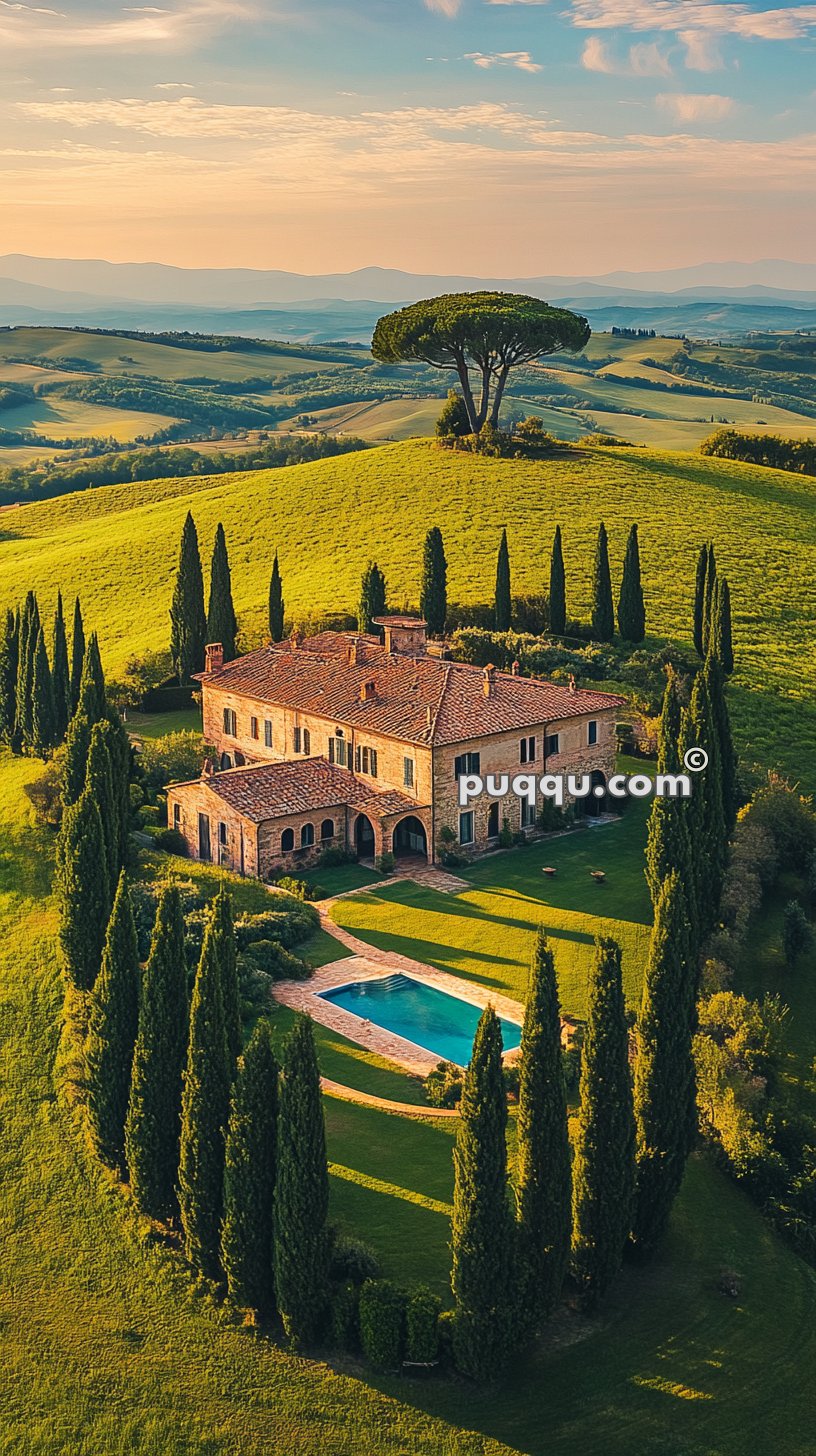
[166,778,259,876]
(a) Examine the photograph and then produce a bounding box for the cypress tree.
[494,529,512,632]
[170,510,206,683]
[617,524,645,643]
[645,671,696,926]
[357,562,387,635]
[268,551,285,642]
[221,1019,279,1316]
[125,883,189,1222]
[85,872,140,1173]
[451,1006,514,1380]
[419,526,448,637]
[211,887,241,1067]
[178,909,234,1280]
[571,938,635,1309]
[56,790,109,991]
[104,707,133,868]
[30,626,56,758]
[701,543,717,655]
[591,522,614,643]
[62,710,92,808]
[703,653,737,838]
[515,931,571,1328]
[206,522,238,662]
[85,721,117,901]
[680,670,727,934]
[78,632,107,726]
[274,1015,329,1348]
[631,873,695,1254]
[51,592,71,743]
[16,592,40,749]
[70,596,85,713]
[710,576,734,676]
[549,525,566,636]
[0,607,18,743]
[693,544,707,658]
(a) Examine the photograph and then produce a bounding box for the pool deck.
[272,909,527,1075]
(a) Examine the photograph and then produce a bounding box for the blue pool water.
[318,972,522,1066]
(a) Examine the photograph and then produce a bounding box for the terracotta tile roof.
[199,633,625,747]
[172,757,427,825]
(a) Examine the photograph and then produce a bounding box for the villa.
[166,615,625,877]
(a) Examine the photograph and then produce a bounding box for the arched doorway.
[487,802,500,840]
[392,815,428,861]
[355,813,376,859]
[584,769,608,815]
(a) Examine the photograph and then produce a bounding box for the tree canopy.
[372,292,590,433]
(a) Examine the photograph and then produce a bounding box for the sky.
[0,0,814,276]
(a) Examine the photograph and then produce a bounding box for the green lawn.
[333,803,653,1019]
[126,706,203,739]
[268,1000,429,1106]
[0,439,813,785]
[310,862,385,898]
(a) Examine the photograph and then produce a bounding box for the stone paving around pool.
[272,908,528,1075]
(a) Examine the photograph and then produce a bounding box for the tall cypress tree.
[62,711,92,808]
[51,592,71,743]
[15,592,40,749]
[56,791,109,991]
[357,562,387,635]
[206,522,238,662]
[178,909,234,1280]
[701,543,717,656]
[221,1019,279,1316]
[692,543,707,658]
[515,931,571,1328]
[645,671,696,925]
[85,721,117,902]
[211,887,241,1067]
[268,551,285,643]
[494,529,512,632]
[631,873,695,1254]
[710,576,734,676]
[78,632,107,726]
[85,872,140,1173]
[617,524,645,643]
[170,510,206,683]
[30,626,56,758]
[549,525,566,636]
[0,607,18,743]
[70,596,85,713]
[104,707,133,869]
[274,1015,329,1348]
[125,884,189,1222]
[419,525,448,636]
[680,670,726,934]
[451,1006,514,1380]
[571,937,635,1309]
[703,652,737,838]
[591,522,614,643]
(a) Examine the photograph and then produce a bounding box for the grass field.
[0,437,812,784]
[0,393,179,442]
[3,748,815,1455]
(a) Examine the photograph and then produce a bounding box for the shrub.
[138,730,206,797]
[746,780,816,871]
[23,756,65,827]
[317,844,356,868]
[436,1308,457,1369]
[782,900,812,968]
[435,389,470,439]
[273,874,326,901]
[498,817,513,849]
[153,826,188,856]
[375,851,395,875]
[405,1286,442,1363]
[329,1234,381,1286]
[358,1280,406,1372]
[330,1282,360,1351]
[425,1060,464,1107]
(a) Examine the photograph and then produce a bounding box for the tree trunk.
[489,365,511,427]
[476,364,492,431]
[454,355,480,434]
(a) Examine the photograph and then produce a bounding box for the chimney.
[360,678,377,702]
[426,704,432,730]
[483,664,496,698]
[568,674,576,695]
[290,629,302,652]
[511,660,520,677]
[348,637,360,666]
[372,616,428,656]
[204,642,223,674]
[201,755,216,778]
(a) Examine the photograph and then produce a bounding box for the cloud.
[466,50,542,71]
[0,0,259,51]
[561,2,816,41]
[154,80,195,88]
[581,36,672,74]
[679,29,725,69]
[424,0,462,14]
[656,91,736,121]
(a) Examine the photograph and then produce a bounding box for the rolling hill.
[0,439,813,784]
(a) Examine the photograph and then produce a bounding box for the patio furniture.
[590,870,606,883]
[542,866,557,877]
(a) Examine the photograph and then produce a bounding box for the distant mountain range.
[1,254,816,343]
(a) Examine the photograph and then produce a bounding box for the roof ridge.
[427,661,452,744]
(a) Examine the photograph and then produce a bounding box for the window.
[250,716,259,740]
[546,732,560,756]
[301,822,314,848]
[329,736,348,767]
[173,803,182,830]
[356,745,379,777]
[588,719,598,746]
[320,817,334,841]
[281,827,295,852]
[222,707,237,736]
[198,813,211,862]
[403,757,414,789]
[521,797,535,829]
[264,719,273,748]
[487,801,499,839]
[459,810,475,846]
[303,728,311,755]
[219,821,227,845]
[520,735,535,764]
[293,726,301,753]
[454,751,481,780]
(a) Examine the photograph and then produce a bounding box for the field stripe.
[328,1161,453,1216]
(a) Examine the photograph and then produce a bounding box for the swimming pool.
[317,972,522,1066]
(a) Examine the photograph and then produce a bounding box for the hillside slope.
[0,439,813,781]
